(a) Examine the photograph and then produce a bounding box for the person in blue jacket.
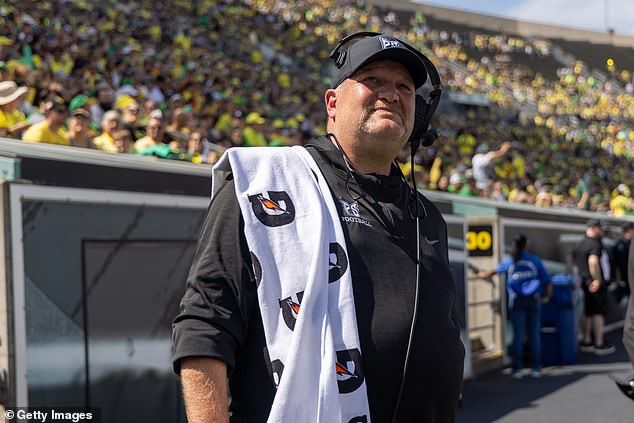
[480,234,551,378]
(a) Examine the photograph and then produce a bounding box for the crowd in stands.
[1,0,634,216]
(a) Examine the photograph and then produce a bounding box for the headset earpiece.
[408,95,428,151]
[329,31,382,69]
[408,68,442,151]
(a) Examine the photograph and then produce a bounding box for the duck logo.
[248,191,295,227]
[329,242,348,283]
[250,252,263,287]
[336,348,364,394]
[279,291,304,331]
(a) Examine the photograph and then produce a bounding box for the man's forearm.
[180,357,230,423]
[588,255,603,282]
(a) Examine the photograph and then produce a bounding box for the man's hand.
[180,357,229,423]
[588,255,603,294]
[588,279,601,293]
[9,121,31,134]
[477,269,495,280]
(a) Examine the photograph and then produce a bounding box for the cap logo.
[379,36,402,49]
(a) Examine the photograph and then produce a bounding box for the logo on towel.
[248,191,295,227]
[339,198,372,227]
[250,252,263,287]
[348,416,368,423]
[329,242,349,283]
[269,358,285,388]
[336,348,365,394]
[279,291,304,331]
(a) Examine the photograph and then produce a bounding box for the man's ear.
[325,89,337,119]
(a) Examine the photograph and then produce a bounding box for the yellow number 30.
[466,231,492,251]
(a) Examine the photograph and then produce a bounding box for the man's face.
[50,107,68,125]
[98,88,113,105]
[188,132,202,152]
[147,118,162,140]
[125,105,140,122]
[69,116,88,134]
[330,60,416,146]
[103,117,119,134]
[589,226,604,238]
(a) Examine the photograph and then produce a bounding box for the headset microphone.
[420,128,438,147]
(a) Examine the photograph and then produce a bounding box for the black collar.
[306,135,405,201]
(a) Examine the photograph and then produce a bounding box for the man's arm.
[477,269,496,279]
[180,357,229,423]
[487,141,512,160]
[588,254,603,293]
[172,176,257,420]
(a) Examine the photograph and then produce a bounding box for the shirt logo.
[379,36,402,49]
[340,198,360,217]
[424,235,439,246]
[339,198,372,227]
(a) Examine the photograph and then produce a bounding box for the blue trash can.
[541,274,577,365]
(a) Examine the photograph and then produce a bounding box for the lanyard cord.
[390,145,422,423]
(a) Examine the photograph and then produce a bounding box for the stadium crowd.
[1,0,634,215]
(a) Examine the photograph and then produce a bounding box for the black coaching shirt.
[172,136,464,423]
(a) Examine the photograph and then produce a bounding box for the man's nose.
[377,83,399,102]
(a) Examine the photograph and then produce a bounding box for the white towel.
[213,146,371,423]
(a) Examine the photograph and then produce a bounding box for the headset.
[330,32,443,422]
[329,31,442,152]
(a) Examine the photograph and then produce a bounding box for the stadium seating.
[1,0,634,215]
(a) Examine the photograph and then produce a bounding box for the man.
[67,108,93,148]
[616,235,634,399]
[612,222,634,304]
[22,96,69,145]
[92,110,120,153]
[166,106,193,138]
[242,112,268,146]
[134,115,164,153]
[471,141,512,192]
[172,33,464,422]
[573,220,615,355]
[186,130,208,164]
[609,184,634,216]
[478,234,551,378]
[111,129,133,154]
[90,82,114,128]
[120,102,143,141]
[0,80,31,138]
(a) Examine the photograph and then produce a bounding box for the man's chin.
[366,122,406,141]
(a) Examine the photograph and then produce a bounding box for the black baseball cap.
[587,219,607,229]
[512,233,527,249]
[332,34,428,89]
